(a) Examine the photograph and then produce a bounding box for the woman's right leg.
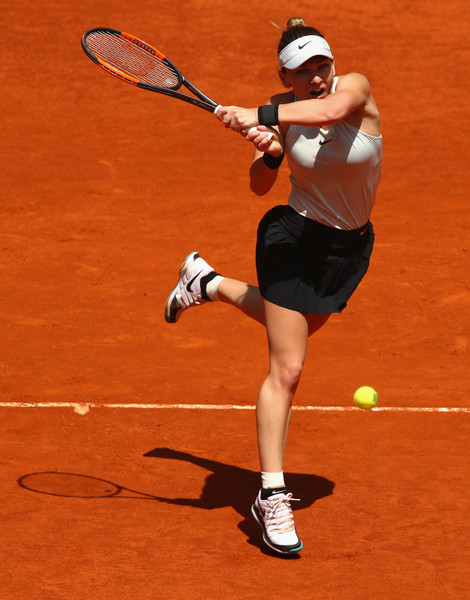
[217,278,265,325]
[164,252,264,324]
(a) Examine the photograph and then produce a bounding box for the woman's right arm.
[217,93,291,196]
[248,129,283,196]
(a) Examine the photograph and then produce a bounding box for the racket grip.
[213,104,222,115]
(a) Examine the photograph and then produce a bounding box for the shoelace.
[263,493,300,534]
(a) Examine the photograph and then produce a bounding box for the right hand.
[245,126,283,156]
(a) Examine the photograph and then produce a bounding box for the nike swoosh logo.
[298,41,313,50]
[186,270,203,292]
[319,138,332,146]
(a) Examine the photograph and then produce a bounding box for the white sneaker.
[164,252,214,323]
[251,490,303,554]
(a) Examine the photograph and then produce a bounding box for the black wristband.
[262,152,284,169]
[258,104,279,126]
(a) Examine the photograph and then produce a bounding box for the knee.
[271,359,304,394]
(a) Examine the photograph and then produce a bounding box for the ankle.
[261,470,285,489]
[200,272,224,301]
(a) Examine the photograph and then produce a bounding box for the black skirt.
[256,205,374,314]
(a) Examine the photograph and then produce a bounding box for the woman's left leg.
[252,300,329,554]
[256,300,330,473]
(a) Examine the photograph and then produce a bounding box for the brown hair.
[277,17,325,54]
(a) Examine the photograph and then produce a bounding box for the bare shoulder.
[266,90,296,105]
[337,74,380,135]
[336,72,372,93]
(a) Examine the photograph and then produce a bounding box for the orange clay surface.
[1,0,469,598]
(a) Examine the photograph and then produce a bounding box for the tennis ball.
[353,386,378,410]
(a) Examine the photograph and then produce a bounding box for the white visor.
[278,35,333,70]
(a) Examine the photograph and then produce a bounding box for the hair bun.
[286,17,306,29]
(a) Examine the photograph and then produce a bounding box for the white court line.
[0,402,469,415]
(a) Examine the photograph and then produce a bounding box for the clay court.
[2,0,469,598]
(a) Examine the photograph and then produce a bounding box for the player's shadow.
[144,447,335,558]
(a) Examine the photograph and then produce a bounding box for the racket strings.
[86,31,180,89]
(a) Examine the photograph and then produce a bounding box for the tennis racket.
[81,27,221,114]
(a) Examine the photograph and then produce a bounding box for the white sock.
[261,471,285,489]
[206,275,224,301]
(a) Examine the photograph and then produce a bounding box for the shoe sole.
[164,252,199,323]
[251,502,303,555]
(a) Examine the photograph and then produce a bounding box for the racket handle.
[214,104,222,115]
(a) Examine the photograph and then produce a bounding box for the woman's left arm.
[279,73,371,126]
[219,73,372,131]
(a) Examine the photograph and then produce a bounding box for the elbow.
[250,180,270,196]
[249,161,276,195]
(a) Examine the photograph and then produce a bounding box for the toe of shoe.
[164,292,182,323]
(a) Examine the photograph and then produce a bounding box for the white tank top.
[285,77,383,230]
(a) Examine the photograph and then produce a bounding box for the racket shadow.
[17,471,160,500]
[143,447,335,557]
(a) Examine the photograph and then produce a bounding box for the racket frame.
[81,27,218,113]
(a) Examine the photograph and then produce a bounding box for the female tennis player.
[164,17,382,555]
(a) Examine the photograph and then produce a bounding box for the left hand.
[215,106,258,132]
